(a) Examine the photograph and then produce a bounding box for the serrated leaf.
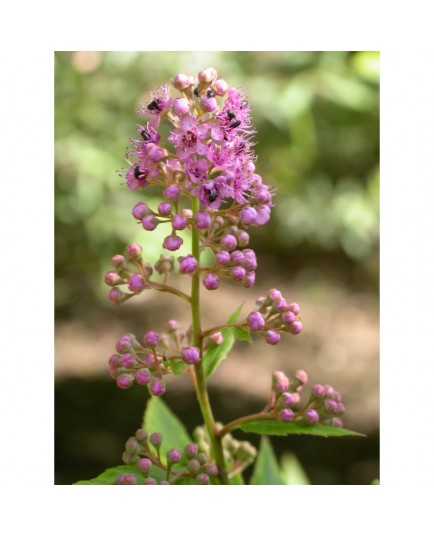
[250,437,285,485]
[143,397,192,462]
[280,453,310,485]
[74,464,165,485]
[238,418,365,438]
[233,326,252,343]
[203,304,243,378]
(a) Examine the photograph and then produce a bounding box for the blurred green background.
[55,51,379,484]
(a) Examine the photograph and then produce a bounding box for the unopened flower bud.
[203,273,219,290]
[122,452,140,464]
[132,202,149,220]
[135,429,148,442]
[154,254,174,274]
[173,73,191,90]
[268,288,282,301]
[295,370,308,385]
[142,214,159,231]
[196,473,210,485]
[196,453,208,466]
[128,274,145,292]
[159,480,170,485]
[331,417,344,428]
[240,206,257,226]
[163,234,183,251]
[216,251,230,264]
[116,374,134,389]
[149,432,163,447]
[282,311,296,324]
[137,457,153,474]
[108,354,121,367]
[212,79,228,96]
[172,214,188,230]
[265,329,281,345]
[274,298,288,312]
[247,311,265,331]
[200,96,218,113]
[184,443,198,460]
[288,302,300,315]
[178,255,198,274]
[279,408,294,422]
[108,287,127,305]
[204,464,218,476]
[135,368,152,385]
[274,378,290,394]
[304,409,320,425]
[230,266,246,281]
[164,185,181,202]
[125,437,140,454]
[125,243,142,259]
[149,378,166,397]
[336,403,345,414]
[158,202,172,216]
[120,353,136,369]
[182,346,200,365]
[187,459,201,474]
[210,331,224,345]
[173,97,191,116]
[312,384,325,398]
[280,392,297,407]
[236,230,250,247]
[144,331,159,347]
[198,69,213,84]
[324,399,338,413]
[104,271,123,286]
[116,474,136,485]
[243,272,256,287]
[290,321,303,334]
[166,448,181,466]
[164,319,178,332]
[194,210,211,229]
[144,477,157,485]
[220,234,237,251]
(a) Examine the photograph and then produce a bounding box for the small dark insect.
[230,120,241,129]
[208,190,218,202]
[140,129,150,141]
[134,166,141,179]
[147,99,160,111]
[207,89,215,98]
[193,86,200,97]
[227,109,236,120]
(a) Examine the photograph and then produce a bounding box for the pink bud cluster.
[117,428,217,485]
[108,321,201,395]
[268,370,345,427]
[245,289,303,344]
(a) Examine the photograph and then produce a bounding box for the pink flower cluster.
[107,321,202,395]
[269,370,345,427]
[118,67,273,291]
[245,288,303,344]
[118,428,218,485]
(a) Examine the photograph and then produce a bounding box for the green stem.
[217,412,275,439]
[191,197,229,485]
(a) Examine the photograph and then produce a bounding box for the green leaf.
[74,464,165,485]
[229,471,245,485]
[203,304,243,378]
[170,359,187,375]
[238,419,365,438]
[143,397,192,461]
[233,326,252,343]
[280,453,310,485]
[250,437,285,485]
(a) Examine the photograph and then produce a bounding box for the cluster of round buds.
[239,289,302,344]
[202,245,257,291]
[104,243,154,304]
[193,425,257,478]
[108,321,202,395]
[268,370,345,428]
[117,429,218,485]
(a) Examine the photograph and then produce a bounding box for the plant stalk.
[191,197,229,484]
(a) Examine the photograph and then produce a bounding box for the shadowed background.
[55,51,379,484]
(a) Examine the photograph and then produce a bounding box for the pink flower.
[168,114,210,161]
[138,83,172,116]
